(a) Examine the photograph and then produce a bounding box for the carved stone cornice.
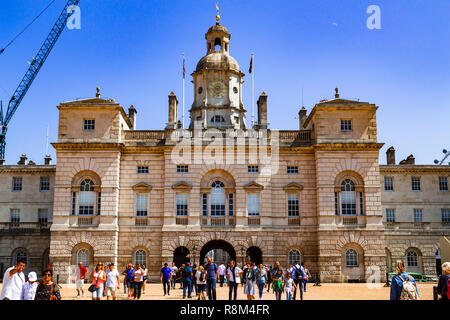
[0,166,55,174]
[380,165,450,174]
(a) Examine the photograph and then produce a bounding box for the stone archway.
[173,246,190,267]
[246,246,263,265]
[199,240,236,266]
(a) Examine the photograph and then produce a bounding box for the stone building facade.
[0,19,449,282]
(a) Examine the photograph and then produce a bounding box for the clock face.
[208,80,226,99]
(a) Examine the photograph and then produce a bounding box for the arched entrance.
[173,246,190,267]
[246,246,263,265]
[199,240,236,266]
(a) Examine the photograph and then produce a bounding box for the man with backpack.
[204,257,219,300]
[293,261,306,300]
[181,263,193,298]
[226,260,241,300]
[390,260,420,300]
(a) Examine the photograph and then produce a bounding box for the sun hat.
[28,272,37,282]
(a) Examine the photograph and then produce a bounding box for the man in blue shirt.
[204,257,219,300]
[160,263,172,296]
[181,263,193,298]
[293,261,305,300]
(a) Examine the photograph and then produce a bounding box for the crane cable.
[0,0,57,55]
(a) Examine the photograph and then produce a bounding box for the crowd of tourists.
[2,258,449,300]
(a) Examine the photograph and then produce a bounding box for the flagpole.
[182,53,185,129]
[251,52,254,128]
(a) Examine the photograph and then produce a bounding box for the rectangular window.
[176,165,189,173]
[135,194,148,217]
[137,166,149,174]
[287,194,299,217]
[40,177,50,191]
[413,209,423,223]
[10,209,20,223]
[340,119,352,131]
[442,209,450,223]
[176,194,188,216]
[287,166,299,174]
[78,191,94,215]
[83,119,95,131]
[341,192,356,215]
[334,192,339,215]
[439,177,448,191]
[202,194,208,217]
[12,177,22,192]
[247,165,259,173]
[247,194,260,216]
[228,194,234,217]
[411,177,421,191]
[38,209,48,223]
[384,177,393,191]
[386,209,395,223]
[359,192,364,216]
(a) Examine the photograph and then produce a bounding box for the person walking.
[160,262,172,296]
[390,260,420,300]
[0,259,27,300]
[75,261,87,298]
[192,264,198,296]
[90,262,106,300]
[266,265,273,293]
[243,261,256,300]
[105,263,120,300]
[170,262,178,289]
[437,262,450,300]
[132,263,144,299]
[272,268,284,300]
[181,263,193,299]
[142,264,149,294]
[284,272,296,300]
[20,271,39,300]
[302,263,311,292]
[35,269,61,300]
[196,265,207,300]
[218,263,226,287]
[256,264,268,300]
[293,261,305,300]
[204,257,219,300]
[123,264,134,297]
[226,260,241,300]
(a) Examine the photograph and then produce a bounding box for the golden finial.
[216,3,220,24]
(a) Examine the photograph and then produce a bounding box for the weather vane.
[216,3,220,24]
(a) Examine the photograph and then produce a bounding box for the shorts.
[197,284,206,292]
[126,279,133,288]
[76,279,84,290]
[92,285,104,299]
[105,286,116,298]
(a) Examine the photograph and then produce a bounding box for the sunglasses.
[43,273,51,276]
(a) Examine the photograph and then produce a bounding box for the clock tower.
[189,14,246,129]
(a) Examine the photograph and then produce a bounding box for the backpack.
[440,278,450,299]
[295,266,303,279]
[181,267,188,278]
[397,274,419,300]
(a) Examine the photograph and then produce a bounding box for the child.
[272,269,284,300]
[21,271,39,300]
[284,272,296,300]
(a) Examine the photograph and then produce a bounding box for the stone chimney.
[0,158,4,165]
[255,92,268,129]
[44,155,52,165]
[299,107,307,130]
[386,146,396,165]
[166,92,178,130]
[406,154,415,165]
[128,105,137,130]
[17,154,27,165]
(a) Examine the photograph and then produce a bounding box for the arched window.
[15,251,28,265]
[79,179,95,216]
[346,249,358,267]
[406,251,418,267]
[210,181,225,216]
[134,250,147,266]
[288,249,301,266]
[341,179,356,215]
[214,37,221,51]
[211,115,225,123]
[77,249,89,267]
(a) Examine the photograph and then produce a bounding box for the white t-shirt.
[0,267,26,300]
[170,266,178,276]
[226,266,242,283]
[105,269,120,288]
[196,271,206,284]
[21,282,38,300]
[218,264,226,276]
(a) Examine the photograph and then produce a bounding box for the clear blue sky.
[0,0,449,165]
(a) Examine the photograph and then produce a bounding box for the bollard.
[384,272,390,287]
[433,286,438,300]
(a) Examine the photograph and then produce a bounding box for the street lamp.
[240,247,245,266]
[192,245,197,265]
[434,149,450,165]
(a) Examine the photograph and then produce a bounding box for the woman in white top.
[196,265,207,300]
[21,271,39,300]
[284,272,296,300]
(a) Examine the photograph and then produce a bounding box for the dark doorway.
[436,249,442,276]
[199,240,236,266]
[173,246,190,267]
[246,246,263,265]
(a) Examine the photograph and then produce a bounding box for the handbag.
[49,283,58,300]
[88,272,98,292]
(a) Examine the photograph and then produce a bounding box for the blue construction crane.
[0,0,81,161]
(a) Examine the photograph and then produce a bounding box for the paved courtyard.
[1,282,435,300]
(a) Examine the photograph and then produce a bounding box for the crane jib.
[0,0,81,160]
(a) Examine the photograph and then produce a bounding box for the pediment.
[283,182,304,191]
[132,182,153,192]
[172,181,193,190]
[243,181,264,191]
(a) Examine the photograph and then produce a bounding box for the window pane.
[346,250,358,267]
[10,209,20,223]
[77,249,89,267]
[439,177,448,191]
[441,209,450,223]
[386,209,395,223]
[406,251,418,267]
[288,194,299,217]
[134,250,147,266]
[412,177,421,191]
[210,181,225,216]
[176,194,188,216]
[136,194,148,217]
[384,177,393,191]
[12,177,22,191]
[40,177,50,191]
[341,192,356,215]
[248,194,260,216]
[38,208,48,223]
[413,209,422,223]
[288,250,301,265]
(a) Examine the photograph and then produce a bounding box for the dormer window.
[211,115,225,123]
[83,119,95,131]
[340,119,352,131]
